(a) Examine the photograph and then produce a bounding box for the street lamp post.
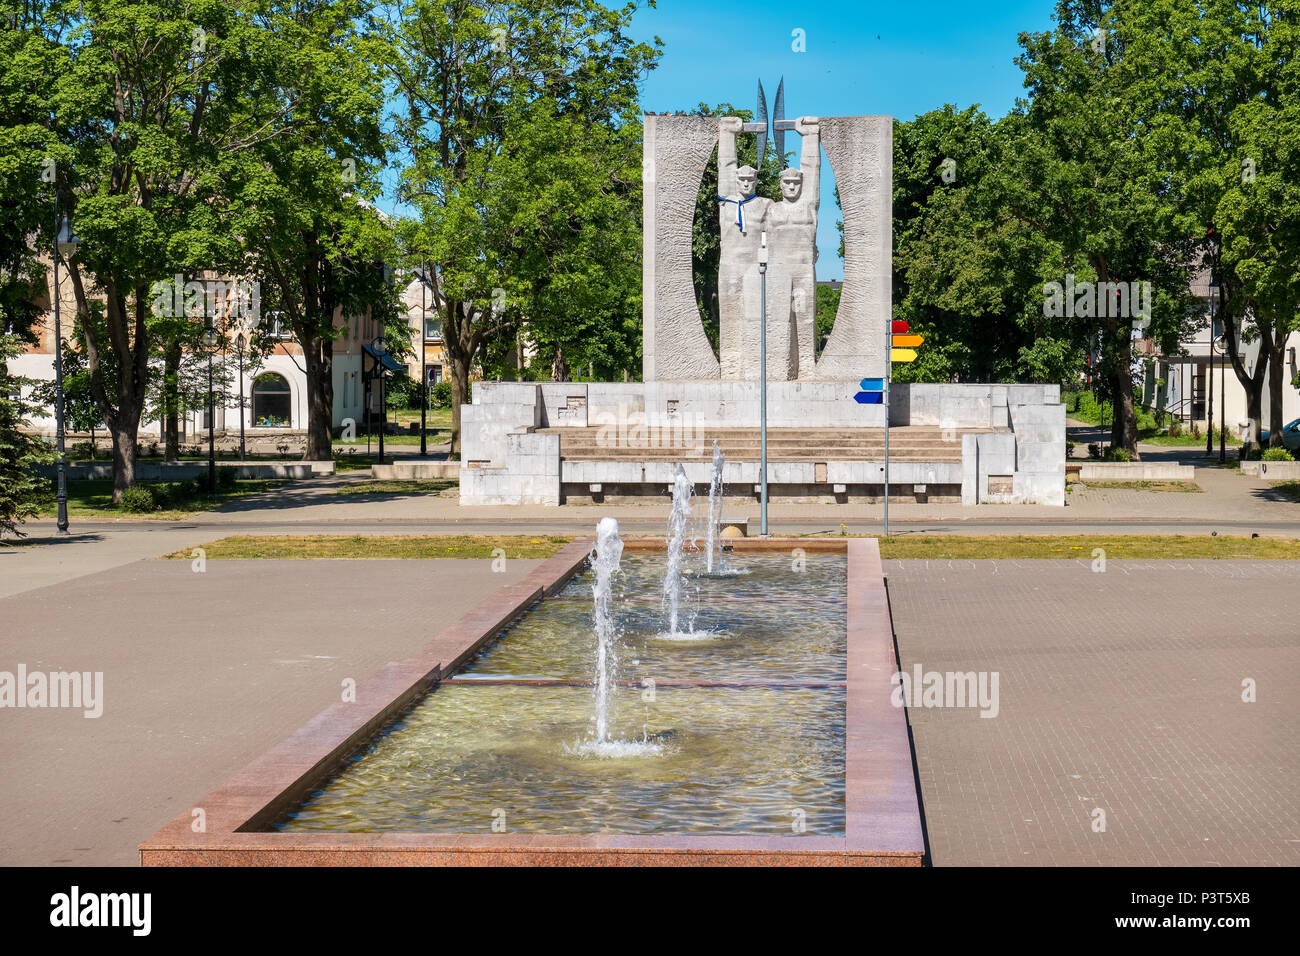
[1215,336,1227,463]
[372,336,386,465]
[203,326,218,499]
[52,207,79,535]
[758,231,768,538]
[235,333,247,461]
[420,262,428,457]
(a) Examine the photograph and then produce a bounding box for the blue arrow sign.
[854,391,883,405]
[860,378,885,391]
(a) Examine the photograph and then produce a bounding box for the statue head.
[736,165,757,197]
[780,168,804,201]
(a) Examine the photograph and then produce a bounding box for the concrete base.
[461,381,1065,507]
[1073,462,1197,481]
[1239,460,1300,479]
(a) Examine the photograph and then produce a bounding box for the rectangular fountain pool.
[140,538,923,865]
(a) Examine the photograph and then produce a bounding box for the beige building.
[1141,269,1299,440]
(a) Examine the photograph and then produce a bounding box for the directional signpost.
[856,320,925,537]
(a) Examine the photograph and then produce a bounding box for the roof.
[361,343,405,373]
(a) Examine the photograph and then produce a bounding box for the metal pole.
[207,338,215,499]
[237,342,246,460]
[1219,338,1226,463]
[378,363,385,466]
[1206,335,1214,455]
[420,262,428,457]
[884,314,890,537]
[759,232,768,537]
[52,197,68,535]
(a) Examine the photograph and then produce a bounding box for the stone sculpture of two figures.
[716,114,820,382]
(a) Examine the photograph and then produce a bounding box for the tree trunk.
[449,353,470,460]
[164,340,181,462]
[551,343,568,382]
[1267,336,1286,448]
[302,335,334,461]
[110,413,138,502]
[1109,365,1140,458]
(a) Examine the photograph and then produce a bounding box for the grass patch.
[334,479,455,496]
[35,478,283,520]
[873,534,1300,560]
[163,534,572,560]
[1269,481,1300,503]
[1142,432,1240,447]
[1069,479,1204,493]
[332,433,434,446]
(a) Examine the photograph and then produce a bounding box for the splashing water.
[590,516,623,745]
[571,517,664,758]
[663,465,693,635]
[705,439,724,574]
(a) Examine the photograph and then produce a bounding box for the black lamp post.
[203,326,218,499]
[419,263,428,457]
[1213,335,1227,463]
[372,335,385,465]
[52,208,79,535]
[235,332,247,461]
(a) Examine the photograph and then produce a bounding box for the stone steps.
[535,425,984,462]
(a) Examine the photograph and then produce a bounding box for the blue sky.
[632,0,1060,278]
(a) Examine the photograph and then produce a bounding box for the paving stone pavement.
[884,560,1300,866]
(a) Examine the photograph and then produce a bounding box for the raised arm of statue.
[718,116,743,198]
[796,116,820,209]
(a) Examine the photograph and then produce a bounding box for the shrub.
[120,486,157,513]
[384,375,419,409]
[1106,447,1133,462]
[1262,447,1295,462]
[218,467,237,490]
[152,481,192,509]
[431,379,453,409]
[1087,442,1103,459]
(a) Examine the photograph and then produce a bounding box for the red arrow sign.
[892,320,909,333]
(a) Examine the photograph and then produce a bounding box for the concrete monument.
[457,92,1067,508]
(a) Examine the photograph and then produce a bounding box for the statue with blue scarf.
[716,115,773,380]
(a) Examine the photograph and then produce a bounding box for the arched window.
[252,373,291,427]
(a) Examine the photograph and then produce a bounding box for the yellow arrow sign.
[891,348,918,363]
[892,334,924,348]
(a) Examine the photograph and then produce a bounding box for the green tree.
[999,2,1196,456]
[221,0,395,461]
[388,0,661,455]
[0,332,50,538]
[891,106,1055,385]
[46,0,280,500]
[0,3,57,343]
[1119,0,1297,451]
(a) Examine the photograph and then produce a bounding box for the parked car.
[1259,418,1300,452]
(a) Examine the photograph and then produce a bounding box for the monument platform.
[459,381,1066,507]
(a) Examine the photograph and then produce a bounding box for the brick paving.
[884,559,1300,866]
